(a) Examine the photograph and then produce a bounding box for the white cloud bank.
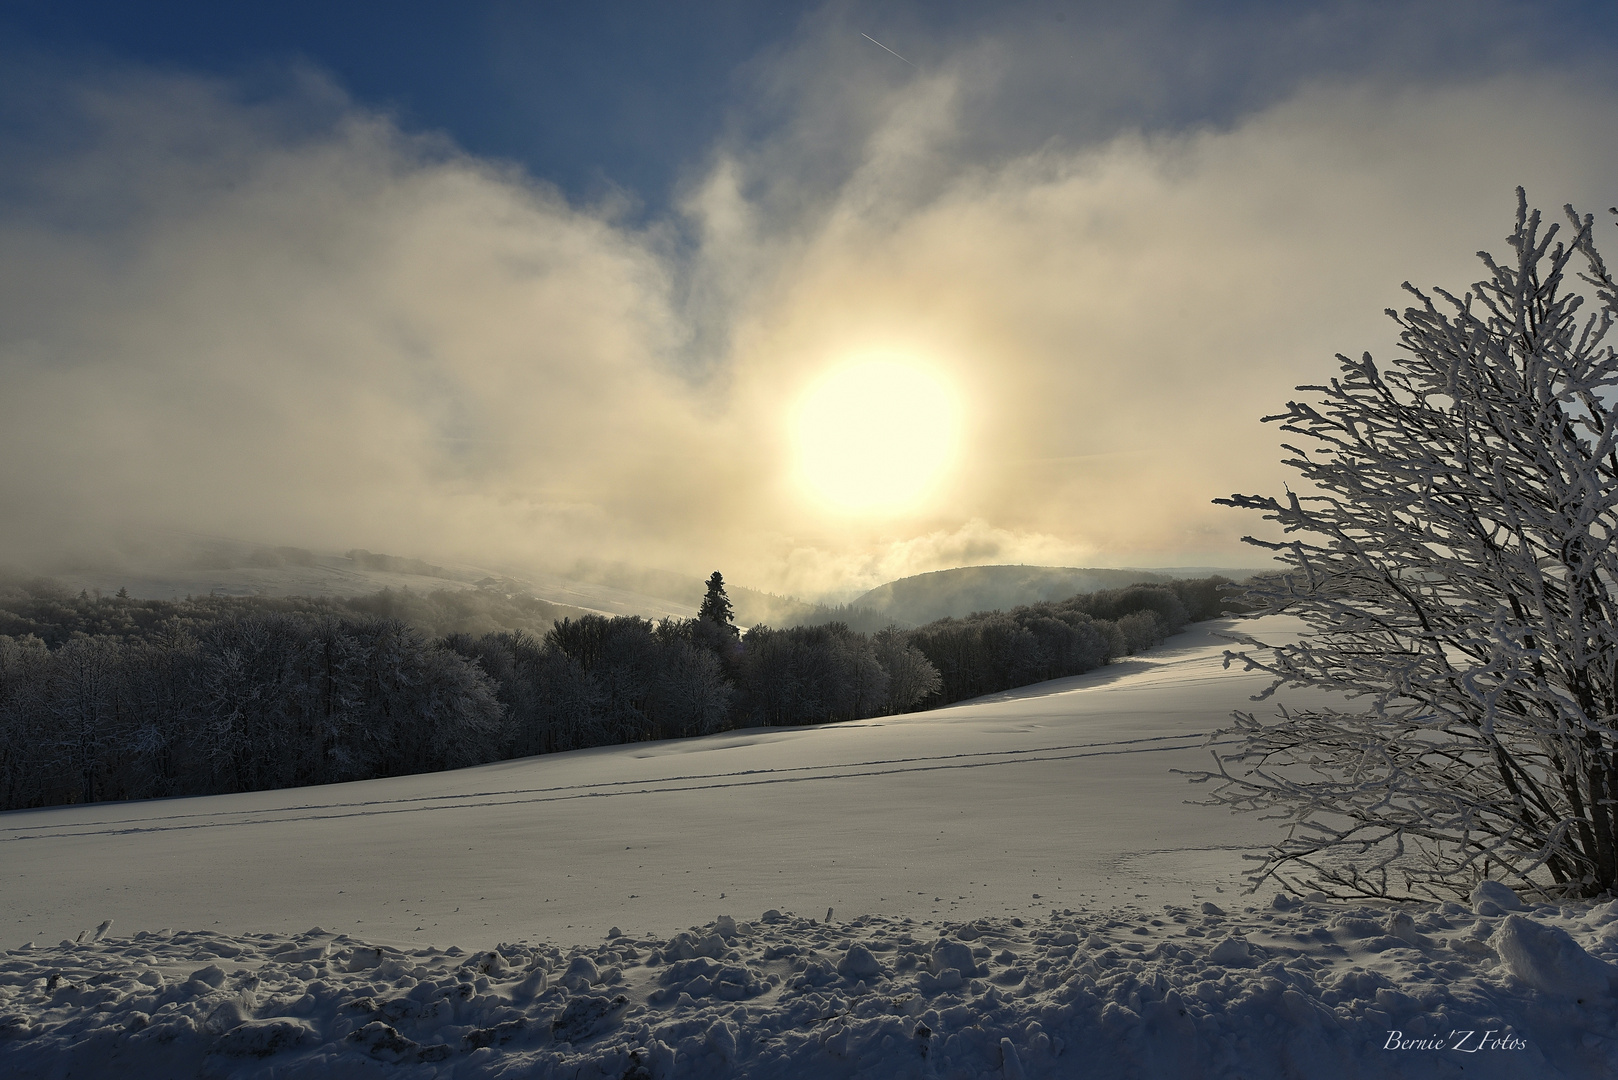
[2,27,1616,597]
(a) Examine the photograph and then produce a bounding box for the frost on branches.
[1206,191,1618,902]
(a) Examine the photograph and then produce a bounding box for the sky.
[2,1,1617,599]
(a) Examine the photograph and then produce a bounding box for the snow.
[5,901,1617,1077]
[3,617,1617,1076]
[1491,914,1617,1001]
[1472,880,1527,916]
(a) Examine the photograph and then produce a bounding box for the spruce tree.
[698,572,738,638]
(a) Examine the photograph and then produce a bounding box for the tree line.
[0,573,1244,811]
[0,577,584,644]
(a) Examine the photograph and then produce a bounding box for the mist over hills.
[16,538,1259,639]
[557,562,824,629]
[31,543,689,624]
[847,564,1257,628]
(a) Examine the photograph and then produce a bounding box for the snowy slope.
[4,617,1616,1078]
[1,619,1292,948]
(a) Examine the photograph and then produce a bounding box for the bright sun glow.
[794,357,960,514]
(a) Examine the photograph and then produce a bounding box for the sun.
[793,356,961,514]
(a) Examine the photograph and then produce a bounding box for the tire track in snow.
[0,732,1228,841]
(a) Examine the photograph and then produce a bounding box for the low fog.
[3,3,1616,599]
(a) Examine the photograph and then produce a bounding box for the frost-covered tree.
[1207,192,1618,901]
[650,639,733,738]
[734,622,888,726]
[872,626,943,713]
[0,634,54,807]
[194,614,303,793]
[48,636,127,804]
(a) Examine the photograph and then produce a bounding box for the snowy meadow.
[4,618,1616,1078]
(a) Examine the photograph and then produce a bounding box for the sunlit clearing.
[794,358,960,514]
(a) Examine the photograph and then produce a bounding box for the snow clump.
[5,898,1618,1078]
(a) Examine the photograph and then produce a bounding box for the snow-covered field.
[4,618,1616,1078]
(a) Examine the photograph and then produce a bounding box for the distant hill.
[850,565,1256,627]
[40,543,694,627]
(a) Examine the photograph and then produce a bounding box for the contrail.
[860,32,914,67]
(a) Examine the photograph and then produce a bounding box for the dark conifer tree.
[698,571,739,639]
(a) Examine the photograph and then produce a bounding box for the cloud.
[2,13,1616,599]
[0,65,720,575]
[693,64,1618,587]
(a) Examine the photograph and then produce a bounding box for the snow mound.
[1491,913,1616,1001]
[6,898,1618,1078]
[1471,879,1525,916]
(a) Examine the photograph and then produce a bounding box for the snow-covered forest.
[0,575,1239,811]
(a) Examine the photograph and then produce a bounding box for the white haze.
[2,13,1617,598]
